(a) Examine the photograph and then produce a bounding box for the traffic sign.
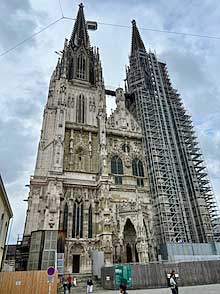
[47,266,55,276]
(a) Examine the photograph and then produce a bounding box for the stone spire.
[70,3,90,48]
[131,20,146,54]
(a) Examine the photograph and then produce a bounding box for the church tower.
[126,20,220,252]
[24,4,154,273]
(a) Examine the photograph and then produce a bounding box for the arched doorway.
[69,244,84,273]
[123,219,138,263]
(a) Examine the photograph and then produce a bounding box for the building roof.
[0,175,13,218]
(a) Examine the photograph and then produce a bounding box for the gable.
[107,107,141,133]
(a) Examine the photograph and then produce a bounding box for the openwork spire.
[70,3,90,48]
[131,20,146,54]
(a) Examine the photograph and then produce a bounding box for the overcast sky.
[1,0,220,243]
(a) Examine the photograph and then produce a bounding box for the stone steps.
[58,274,103,293]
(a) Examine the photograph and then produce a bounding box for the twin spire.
[131,20,146,54]
[70,4,145,53]
[70,3,90,48]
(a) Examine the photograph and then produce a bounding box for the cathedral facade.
[24,4,154,273]
[23,3,220,274]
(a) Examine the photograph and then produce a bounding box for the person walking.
[119,284,127,294]
[87,279,94,293]
[170,270,178,294]
[67,274,72,293]
[63,281,68,294]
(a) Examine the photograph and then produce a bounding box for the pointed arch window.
[76,53,86,80]
[132,159,144,186]
[88,205,93,238]
[76,94,86,124]
[72,201,83,238]
[122,143,130,153]
[111,156,123,185]
[68,58,74,80]
[143,219,149,239]
[63,203,68,233]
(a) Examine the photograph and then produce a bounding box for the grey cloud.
[3,88,45,120]
[0,68,46,186]
[159,45,220,120]
[1,0,32,11]
[0,0,48,51]
[0,116,38,183]
[162,49,207,88]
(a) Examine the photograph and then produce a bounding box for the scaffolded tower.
[126,20,220,246]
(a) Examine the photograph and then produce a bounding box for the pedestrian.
[73,276,77,287]
[87,279,94,293]
[63,281,68,294]
[119,284,127,294]
[169,270,178,294]
[67,274,72,293]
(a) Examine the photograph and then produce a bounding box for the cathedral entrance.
[123,219,138,263]
[72,255,80,273]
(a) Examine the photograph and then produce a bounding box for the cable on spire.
[58,0,64,18]
[1,14,220,58]
[0,17,63,58]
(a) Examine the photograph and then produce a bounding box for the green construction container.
[114,265,132,287]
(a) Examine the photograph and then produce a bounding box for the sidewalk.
[60,284,220,294]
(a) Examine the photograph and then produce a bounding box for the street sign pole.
[48,282,52,294]
[47,266,55,294]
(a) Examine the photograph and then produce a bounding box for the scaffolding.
[126,47,220,245]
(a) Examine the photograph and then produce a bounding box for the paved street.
[64,284,220,294]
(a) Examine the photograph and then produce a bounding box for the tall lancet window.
[68,58,74,80]
[72,201,84,238]
[63,203,68,233]
[132,159,144,187]
[111,156,123,185]
[76,94,86,124]
[77,53,86,80]
[88,204,92,238]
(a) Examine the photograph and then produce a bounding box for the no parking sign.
[47,266,55,276]
[47,266,55,293]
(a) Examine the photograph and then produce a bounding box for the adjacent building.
[21,4,220,274]
[0,175,13,271]
[3,244,16,272]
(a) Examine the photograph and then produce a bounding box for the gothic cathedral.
[24,4,154,273]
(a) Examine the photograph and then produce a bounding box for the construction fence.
[0,270,58,294]
[101,260,220,289]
